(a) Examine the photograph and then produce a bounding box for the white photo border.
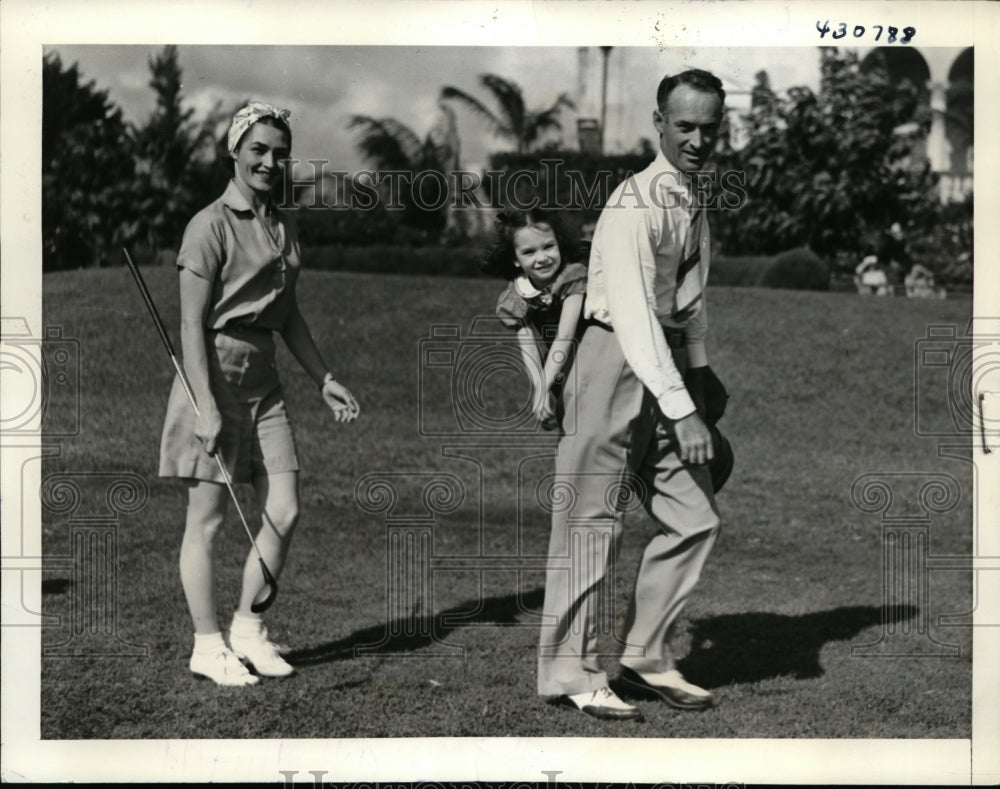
[2,0,998,784]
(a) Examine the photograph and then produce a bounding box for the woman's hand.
[194,405,224,456]
[321,378,360,423]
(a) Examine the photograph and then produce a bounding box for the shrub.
[759,247,830,291]
[295,204,410,248]
[908,196,973,289]
[710,49,941,262]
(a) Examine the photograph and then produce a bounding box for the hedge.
[709,256,774,287]
[711,249,828,291]
[302,245,483,278]
[301,244,831,292]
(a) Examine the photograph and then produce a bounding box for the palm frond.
[440,86,509,139]
[553,92,576,112]
[347,115,423,170]
[429,102,461,171]
[523,93,576,150]
[479,73,525,141]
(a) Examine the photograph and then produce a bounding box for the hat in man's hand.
[709,425,734,493]
[684,364,734,493]
[702,365,729,427]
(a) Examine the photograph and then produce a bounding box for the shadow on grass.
[290,594,917,686]
[42,579,72,594]
[677,604,919,688]
[288,586,545,666]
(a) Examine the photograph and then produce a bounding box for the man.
[878,221,910,291]
[537,69,726,721]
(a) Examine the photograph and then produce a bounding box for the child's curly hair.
[482,207,581,280]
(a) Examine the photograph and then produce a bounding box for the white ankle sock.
[231,611,263,636]
[193,631,226,653]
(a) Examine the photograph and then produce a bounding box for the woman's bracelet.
[319,372,334,390]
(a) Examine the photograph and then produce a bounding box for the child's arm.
[542,292,584,396]
[516,326,548,418]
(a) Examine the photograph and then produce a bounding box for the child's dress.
[495,262,588,426]
[495,262,588,347]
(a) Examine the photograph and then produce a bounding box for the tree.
[712,48,941,264]
[129,46,228,252]
[440,74,575,154]
[347,107,460,243]
[42,51,136,269]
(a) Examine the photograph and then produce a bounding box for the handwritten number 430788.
[817,21,915,44]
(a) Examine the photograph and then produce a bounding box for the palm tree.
[348,109,459,173]
[440,73,575,154]
[348,116,423,171]
[347,109,459,241]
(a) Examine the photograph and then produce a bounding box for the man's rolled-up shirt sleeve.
[602,203,697,421]
[685,297,708,368]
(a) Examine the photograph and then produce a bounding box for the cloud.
[45,44,827,173]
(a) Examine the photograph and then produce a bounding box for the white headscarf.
[227,101,292,155]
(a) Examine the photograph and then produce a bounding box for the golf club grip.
[250,559,278,613]
[123,248,179,360]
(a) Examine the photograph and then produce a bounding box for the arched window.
[946,48,973,175]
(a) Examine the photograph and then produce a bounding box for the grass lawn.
[39,266,973,739]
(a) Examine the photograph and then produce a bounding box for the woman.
[159,102,359,686]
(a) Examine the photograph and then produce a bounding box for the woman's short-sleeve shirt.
[177,180,301,331]
[495,262,588,347]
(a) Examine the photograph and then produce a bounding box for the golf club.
[123,247,277,613]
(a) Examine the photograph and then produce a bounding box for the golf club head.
[250,558,278,613]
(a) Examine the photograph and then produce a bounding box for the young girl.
[485,209,587,430]
[159,102,359,686]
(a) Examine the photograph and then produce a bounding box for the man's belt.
[583,317,687,349]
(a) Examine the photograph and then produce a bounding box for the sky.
[48,44,826,175]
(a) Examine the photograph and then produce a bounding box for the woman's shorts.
[158,327,300,483]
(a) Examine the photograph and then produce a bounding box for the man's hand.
[674,410,714,465]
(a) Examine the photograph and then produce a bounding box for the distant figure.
[905,263,946,299]
[878,222,910,289]
[855,255,892,296]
